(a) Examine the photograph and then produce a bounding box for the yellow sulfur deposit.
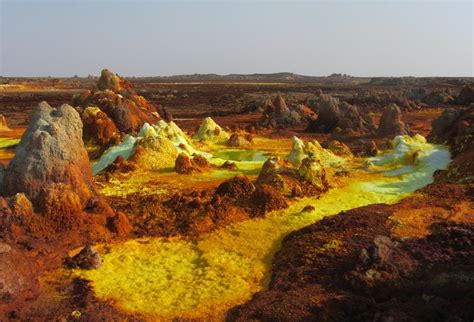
[79,135,450,320]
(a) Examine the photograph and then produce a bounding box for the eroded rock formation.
[377,104,409,136]
[306,94,375,134]
[73,69,172,146]
[3,102,98,213]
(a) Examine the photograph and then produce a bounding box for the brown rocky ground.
[0,76,473,320]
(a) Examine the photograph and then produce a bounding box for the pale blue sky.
[1,0,472,77]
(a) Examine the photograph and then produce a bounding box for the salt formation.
[2,102,98,212]
[193,117,230,144]
[287,136,345,169]
[369,134,439,169]
[0,114,11,131]
[93,120,204,174]
[377,104,409,136]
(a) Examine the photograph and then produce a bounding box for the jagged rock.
[3,102,98,213]
[81,106,118,146]
[377,104,408,136]
[67,245,102,270]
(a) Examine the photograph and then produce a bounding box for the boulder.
[3,102,98,212]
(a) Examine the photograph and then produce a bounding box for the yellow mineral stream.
[79,136,451,321]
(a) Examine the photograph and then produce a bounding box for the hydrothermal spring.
[79,135,451,320]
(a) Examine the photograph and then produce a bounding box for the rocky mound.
[377,104,409,136]
[2,102,98,213]
[73,69,172,146]
[193,117,230,144]
[306,94,375,134]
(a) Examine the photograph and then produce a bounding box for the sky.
[0,0,473,77]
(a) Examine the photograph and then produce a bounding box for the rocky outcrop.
[428,105,474,156]
[3,102,98,213]
[73,69,172,146]
[66,245,103,270]
[377,104,409,136]
[81,107,118,146]
[307,94,375,134]
[260,94,316,129]
[454,85,474,105]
